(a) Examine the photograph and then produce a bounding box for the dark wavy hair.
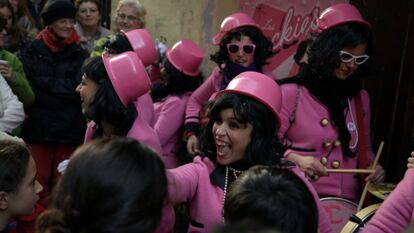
[151,58,203,102]
[36,138,167,233]
[199,93,285,165]
[0,140,30,193]
[81,56,137,137]
[210,26,274,69]
[278,23,373,157]
[223,165,318,233]
[307,23,373,78]
[103,31,133,54]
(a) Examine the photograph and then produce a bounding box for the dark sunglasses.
[227,43,256,54]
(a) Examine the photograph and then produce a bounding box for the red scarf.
[36,28,80,53]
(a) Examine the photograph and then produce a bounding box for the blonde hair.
[113,0,146,31]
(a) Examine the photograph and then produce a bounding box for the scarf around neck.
[220,61,260,89]
[36,28,80,53]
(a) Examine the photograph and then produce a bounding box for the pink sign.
[239,0,348,79]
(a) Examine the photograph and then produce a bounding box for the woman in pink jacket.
[76,51,162,154]
[277,3,384,201]
[162,72,332,233]
[184,12,275,155]
[152,39,204,168]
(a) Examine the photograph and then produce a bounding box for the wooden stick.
[371,142,384,170]
[326,169,375,174]
[357,141,385,211]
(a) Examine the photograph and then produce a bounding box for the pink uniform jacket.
[185,67,222,125]
[362,169,414,233]
[279,84,374,201]
[159,156,333,233]
[135,93,155,126]
[154,93,191,168]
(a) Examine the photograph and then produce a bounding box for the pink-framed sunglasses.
[227,43,256,54]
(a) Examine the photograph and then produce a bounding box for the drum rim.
[340,204,381,233]
[320,196,359,208]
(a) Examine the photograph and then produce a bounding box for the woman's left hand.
[0,62,15,82]
[365,164,385,182]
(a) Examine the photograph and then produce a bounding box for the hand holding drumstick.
[326,142,385,183]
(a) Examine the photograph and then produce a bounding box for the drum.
[340,204,380,233]
[320,197,358,233]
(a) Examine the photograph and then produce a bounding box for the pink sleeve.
[360,90,375,163]
[185,67,222,124]
[135,94,155,127]
[278,84,301,158]
[362,169,414,233]
[83,121,96,143]
[166,157,207,204]
[154,96,186,146]
[278,84,298,140]
[292,167,333,233]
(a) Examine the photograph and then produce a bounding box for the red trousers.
[28,143,78,207]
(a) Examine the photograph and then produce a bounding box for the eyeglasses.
[117,13,140,23]
[339,50,370,65]
[227,43,256,54]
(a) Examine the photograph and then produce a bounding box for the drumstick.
[326,169,375,174]
[357,141,384,211]
[370,141,384,169]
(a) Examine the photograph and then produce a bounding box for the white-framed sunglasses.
[339,50,370,65]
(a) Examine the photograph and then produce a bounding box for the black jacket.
[17,40,89,144]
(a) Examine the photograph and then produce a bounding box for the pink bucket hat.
[317,3,370,31]
[102,51,150,107]
[123,29,157,67]
[212,12,261,45]
[219,71,281,125]
[166,39,204,76]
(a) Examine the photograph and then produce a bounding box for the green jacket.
[0,49,34,108]
[90,35,110,58]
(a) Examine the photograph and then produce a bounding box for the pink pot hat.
[212,12,261,45]
[102,51,151,107]
[317,3,370,31]
[123,29,157,67]
[219,71,281,125]
[166,39,204,76]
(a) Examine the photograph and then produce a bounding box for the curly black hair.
[199,93,285,166]
[103,31,134,54]
[307,22,373,79]
[151,58,203,102]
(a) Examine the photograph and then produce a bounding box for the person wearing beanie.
[16,0,89,208]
